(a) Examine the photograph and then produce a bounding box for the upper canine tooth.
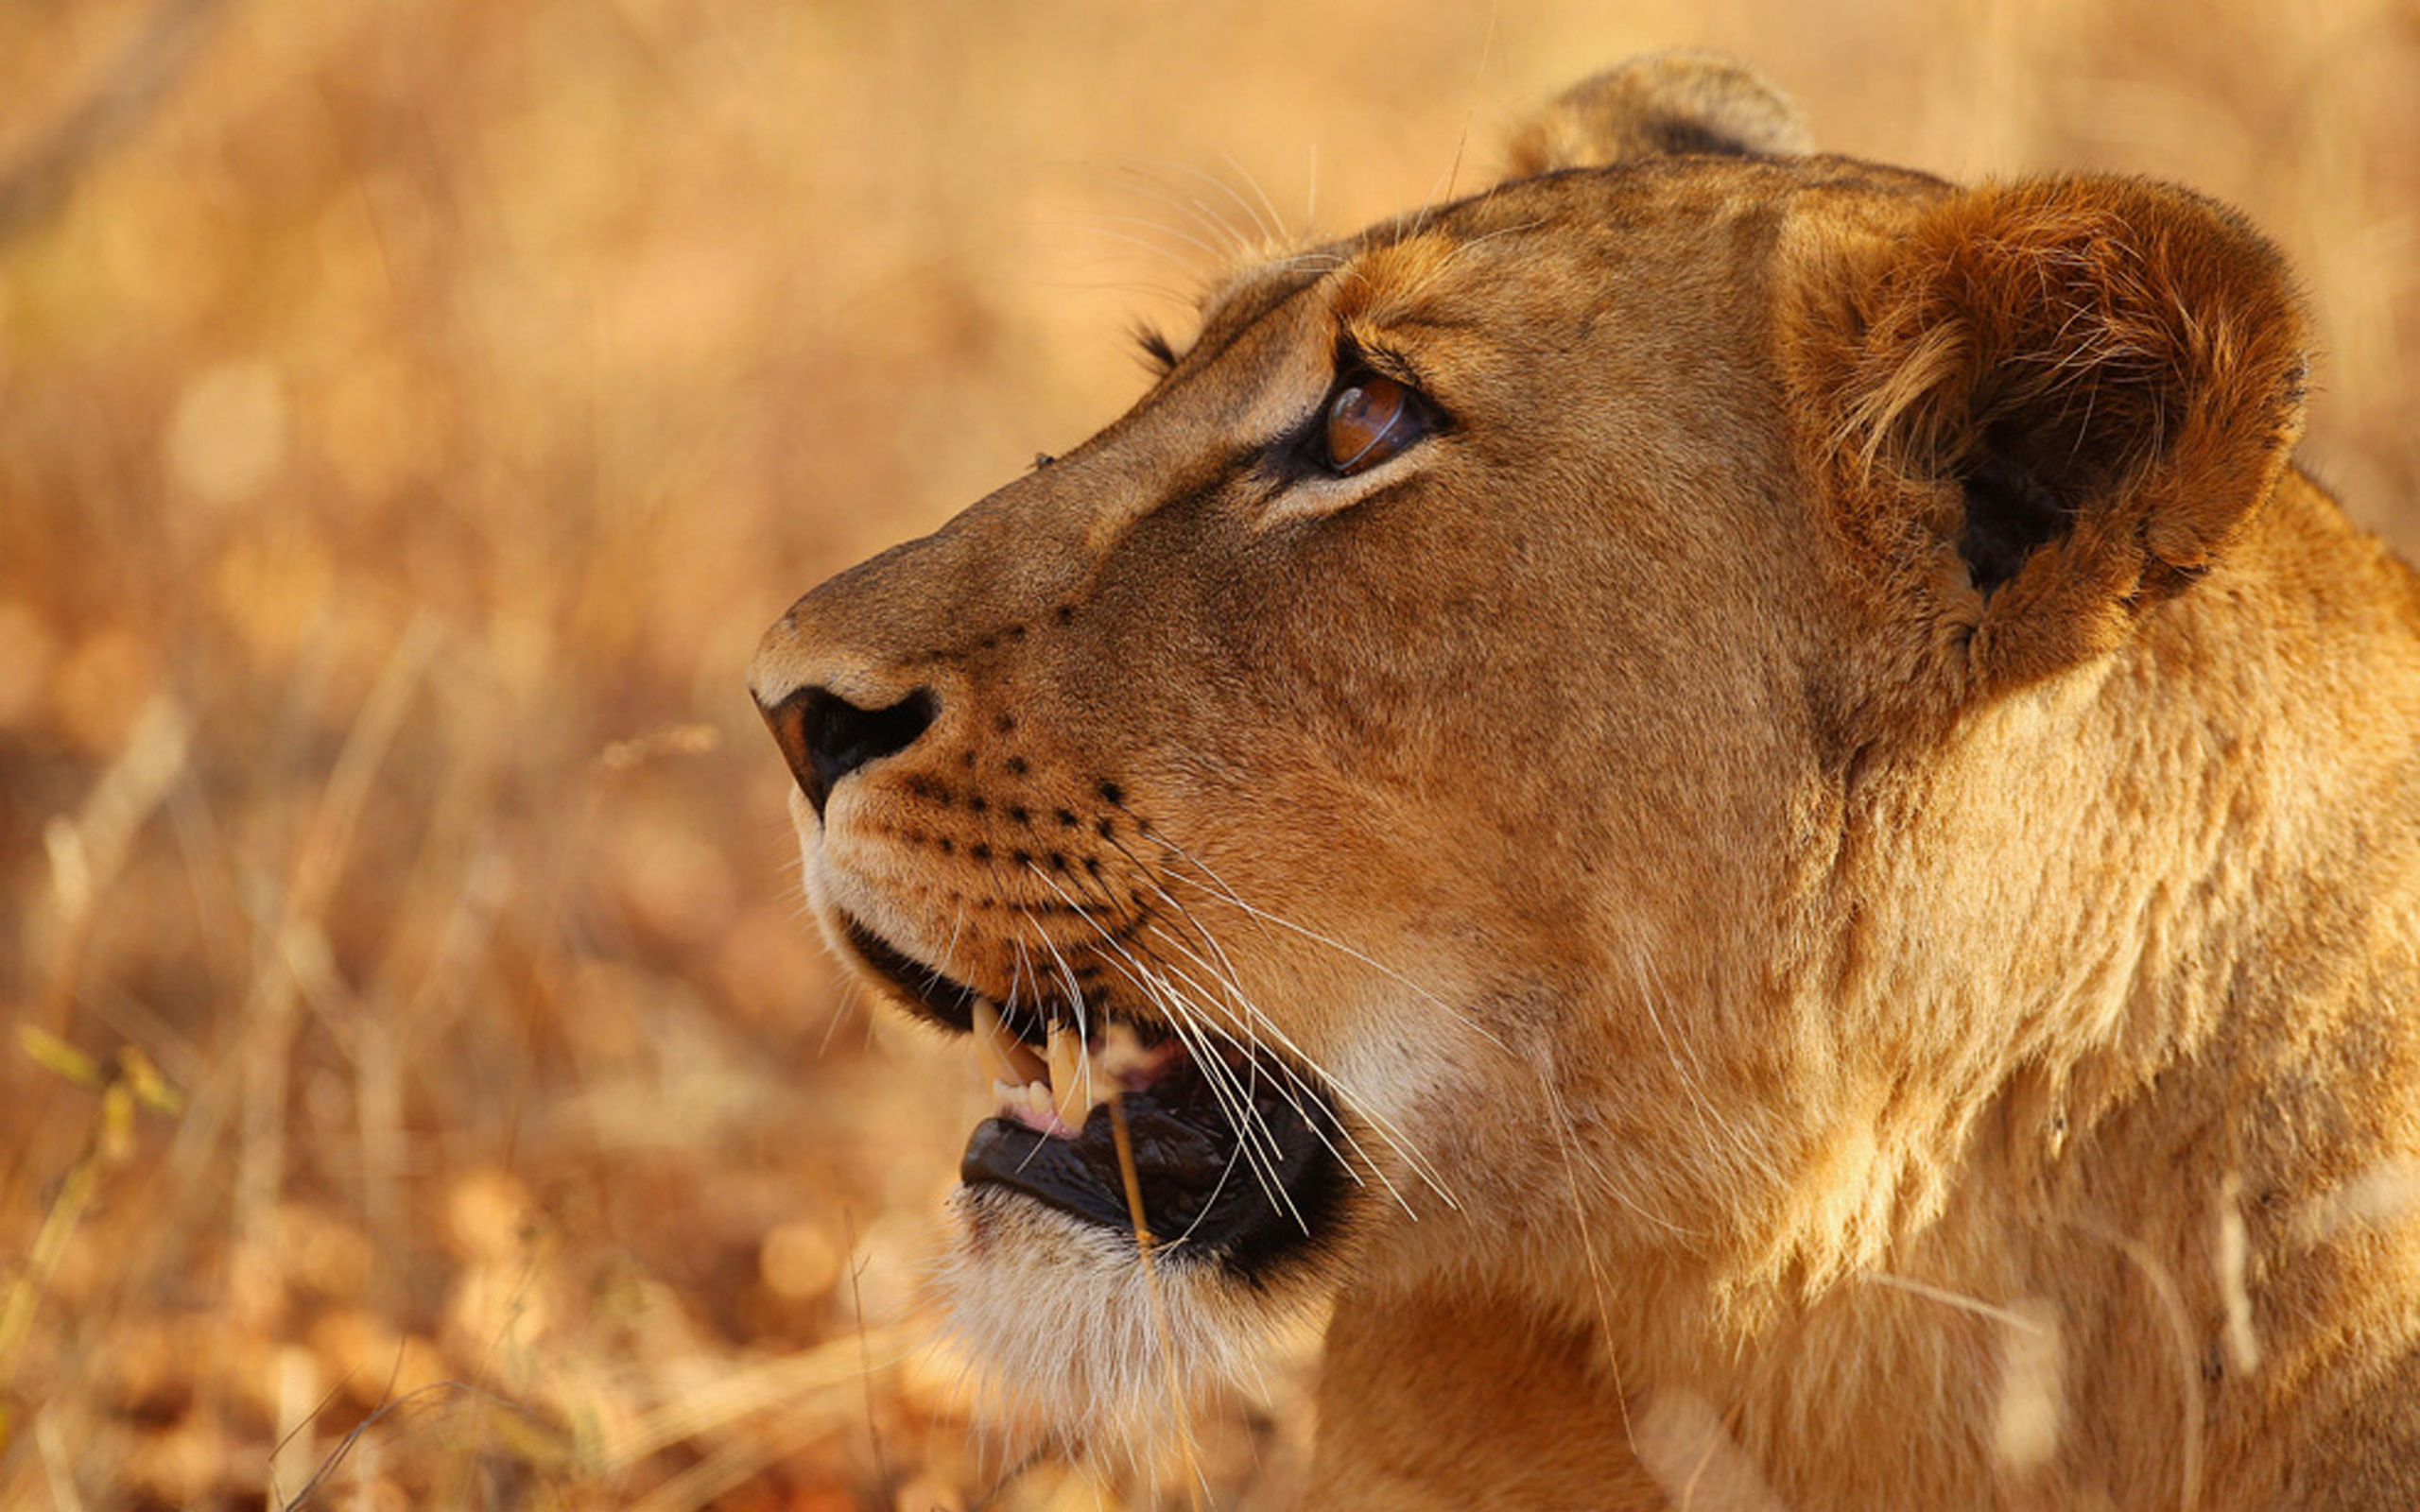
[974,1000,1014,1085]
[1047,1023,1090,1132]
[975,1000,1047,1088]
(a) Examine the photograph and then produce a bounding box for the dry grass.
[1,1,2413,1508]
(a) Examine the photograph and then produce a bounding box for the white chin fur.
[937,1184,1290,1452]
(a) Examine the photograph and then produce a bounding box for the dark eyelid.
[1333,335,1426,394]
[1357,343,1427,393]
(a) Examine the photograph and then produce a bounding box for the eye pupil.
[1322,372,1425,475]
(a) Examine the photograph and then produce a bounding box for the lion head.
[752,55,2420,1506]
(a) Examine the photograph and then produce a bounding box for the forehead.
[1182,153,1944,354]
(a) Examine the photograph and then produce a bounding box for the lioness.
[751,55,2420,1510]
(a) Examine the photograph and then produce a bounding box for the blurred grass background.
[0,1,2412,1507]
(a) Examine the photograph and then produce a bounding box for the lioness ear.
[1802,177,2309,696]
[1505,53,1810,177]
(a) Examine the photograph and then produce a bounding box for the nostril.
[806,688,937,801]
[763,686,938,816]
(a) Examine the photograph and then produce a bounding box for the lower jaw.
[934,1183,1305,1444]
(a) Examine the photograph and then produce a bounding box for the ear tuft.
[1805,177,2310,694]
[1506,53,1811,178]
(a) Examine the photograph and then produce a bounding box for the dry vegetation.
[1,1,2413,1508]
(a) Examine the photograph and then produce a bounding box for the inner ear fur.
[1803,176,2310,696]
[1506,53,1810,177]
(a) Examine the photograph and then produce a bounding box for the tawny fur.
[752,56,2420,1510]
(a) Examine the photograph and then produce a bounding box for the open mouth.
[839,913,1349,1277]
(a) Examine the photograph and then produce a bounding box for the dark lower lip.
[959,1048,1349,1280]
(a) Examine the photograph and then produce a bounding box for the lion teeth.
[992,1077,1051,1121]
[1047,1022,1094,1132]
[974,999,1046,1088]
[977,1000,1137,1137]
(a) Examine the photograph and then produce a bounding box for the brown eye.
[1322,373,1427,475]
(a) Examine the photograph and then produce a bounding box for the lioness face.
[749,153,1908,1426]
[750,54,2420,1510]
[751,55,2314,1442]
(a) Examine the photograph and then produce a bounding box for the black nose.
[759,685,937,816]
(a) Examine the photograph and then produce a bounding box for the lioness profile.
[751,55,2420,1509]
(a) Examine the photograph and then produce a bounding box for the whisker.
[820,975,863,1058]
[1024,863,1303,1224]
[1303,140,1319,241]
[1128,920,1432,1220]
[1072,211,1236,268]
[1123,932,1369,1173]
[1538,1053,1697,1240]
[1135,826,1509,1053]
[1048,851,1451,1214]
[1536,1067,1650,1461]
[1053,848,1423,1196]
[1106,168,1258,260]
[1172,159,1280,249]
[1629,941,1783,1189]
[1219,151,1291,250]
[1086,833,1462,1207]
[1118,948,1297,1228]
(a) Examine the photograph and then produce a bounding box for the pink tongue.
[1006,1101,1079,1138]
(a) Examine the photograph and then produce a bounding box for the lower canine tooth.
[1047,1024,1090,1132]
